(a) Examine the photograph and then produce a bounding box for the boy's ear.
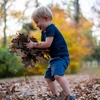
[44,16,49,20]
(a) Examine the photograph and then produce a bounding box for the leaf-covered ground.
[0,75,100,100]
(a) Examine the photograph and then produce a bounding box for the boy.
[25,6,75,100]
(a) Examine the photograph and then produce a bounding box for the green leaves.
[0,47,25,78]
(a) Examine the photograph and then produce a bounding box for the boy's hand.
[24,40,35,49]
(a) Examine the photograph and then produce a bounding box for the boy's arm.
[24,36,53,49]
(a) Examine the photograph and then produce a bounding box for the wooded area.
[0,0,100,100]
[0,0,100,77]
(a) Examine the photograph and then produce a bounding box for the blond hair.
[31,6,53,21]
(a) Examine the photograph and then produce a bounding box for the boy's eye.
[35,21,37,24]
[35,21,38,24]
[34,20,38,24]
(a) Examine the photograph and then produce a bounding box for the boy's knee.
[45,78,51,82]
[54,75,61,81]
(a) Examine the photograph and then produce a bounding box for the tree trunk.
[3,0,7,47]
[5,65,9,78]
[74,0,79,25]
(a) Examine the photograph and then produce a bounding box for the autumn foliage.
[9,33,50,68]
[30,6,92,74]
[0,75,100,99]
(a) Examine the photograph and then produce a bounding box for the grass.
[79,66,100,75]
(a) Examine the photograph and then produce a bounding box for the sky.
[0,0,99,39]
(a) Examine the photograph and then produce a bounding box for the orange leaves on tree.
[51,6,92,73]
[10,10,23,20]
[29,6,92,73]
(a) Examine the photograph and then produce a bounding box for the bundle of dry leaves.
[9,33,50,68]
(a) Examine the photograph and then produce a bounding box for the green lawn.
[79,66,100,75]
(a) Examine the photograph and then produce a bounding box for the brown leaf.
[15,49,26,57]
[9,33,50,68]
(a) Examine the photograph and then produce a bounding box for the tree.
[0,0,35,47]
[30,5,92,73]
[91,0,100,28]
[20,23,37,34]
[74,0,79,25]
[92,46,100,67]
[0,47,25,78]
[91,0,100,44]
[1,0,7,47]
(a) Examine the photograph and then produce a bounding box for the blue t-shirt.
[41,24,70,62]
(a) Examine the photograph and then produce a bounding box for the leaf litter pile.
[0,75,100,100]
[9,33,50,68]
[8,33,100,99]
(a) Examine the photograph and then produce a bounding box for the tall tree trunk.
[5,65,9,77]
[74,0,79,25]
[35,0,39,7]
[3,0,7,47]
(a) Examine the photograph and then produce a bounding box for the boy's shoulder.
[48,24,55,28]
[46,24,57,31]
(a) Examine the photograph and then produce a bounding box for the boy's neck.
[48,21,52,26]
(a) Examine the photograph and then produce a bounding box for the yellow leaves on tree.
[30,22,41,41]
[30,6,92,73]
[9,10,23,21]
[52,6,92,73]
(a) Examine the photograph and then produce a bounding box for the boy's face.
[34,17,50,31]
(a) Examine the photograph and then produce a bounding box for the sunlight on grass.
[79,66,100,75]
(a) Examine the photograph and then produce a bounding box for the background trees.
[0,0,99,77]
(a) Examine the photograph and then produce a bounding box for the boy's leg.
[54,75,71,96]
[45,78,58,96]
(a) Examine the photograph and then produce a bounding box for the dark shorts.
[44,56,69,81]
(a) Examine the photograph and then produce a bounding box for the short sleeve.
[46,26,55,37]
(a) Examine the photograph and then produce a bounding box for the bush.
[0,47,26,78]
